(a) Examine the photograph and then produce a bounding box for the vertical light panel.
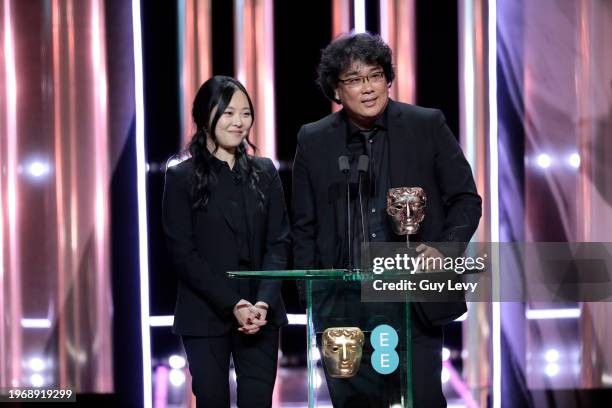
[3,0,114,392]
[65,1,82,387]
[0,12,4,381]
[178,0,212,147]
[2,0,22,388]
[488,5,498,243]
[353,0,366,33]
[132,0,152,406]
[576,0,591,242]
[332,0,351,38]
[459,0,476,169]
[234,0,276,160]
[459,0,500,406]
[91,0,113,390]
[51,0,67,386]
[331,0,351,113]
[379,0,416,103]
[50,0,114,392]
[459,0,494,406]
[234,0,246,87]
[487,0,500,407]
[575,0,612,390]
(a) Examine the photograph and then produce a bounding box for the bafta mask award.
[386,187,427,245]
[322,327,365,378]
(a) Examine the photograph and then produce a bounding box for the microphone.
[338,156,350,174]
[357,155,369,256]
[338,155,353,270]
[357,154,369,174]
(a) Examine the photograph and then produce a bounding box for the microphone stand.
[345,170,353,271]
[338,156,353,271]
[357,155,369,273]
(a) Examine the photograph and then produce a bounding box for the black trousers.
[182,327,279,408]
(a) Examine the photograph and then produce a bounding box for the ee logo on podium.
[370,324,399,375]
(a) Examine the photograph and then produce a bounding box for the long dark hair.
[187,76,263,210]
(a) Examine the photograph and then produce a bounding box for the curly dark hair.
[316,32,395,103]
[186,76,263,210]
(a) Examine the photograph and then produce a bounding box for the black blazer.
[292,100,482,327]
[163,156,289,336]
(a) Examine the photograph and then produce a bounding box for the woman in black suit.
[162,76,289,407]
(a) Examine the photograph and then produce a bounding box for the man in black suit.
[292,33,481,407]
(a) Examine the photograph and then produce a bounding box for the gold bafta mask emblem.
[322,327,365,378]
[386,187,427,235]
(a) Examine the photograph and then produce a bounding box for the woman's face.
[212,90,253,151]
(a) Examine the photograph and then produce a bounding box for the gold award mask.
[322,327,365,378]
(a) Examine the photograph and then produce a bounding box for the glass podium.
[227,269,414,408]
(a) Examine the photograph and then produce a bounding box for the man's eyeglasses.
[338,71,386,88]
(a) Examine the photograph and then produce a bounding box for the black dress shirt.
[207,152,252,298]
[208,153,251,266]
[344,105,394,268]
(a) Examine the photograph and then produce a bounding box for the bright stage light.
[525,308,580,320]
[29,357,45,372]
[545,363,560,377]
[311,348,321,362]
[30,373,44,387]
[441,367,451,383]
[169,369,186,387]
[568,153,580,168]
[28,161,50,177]
[536,153,552,168]
[545,349,559,363]
[21,318,52,328]
[168,355,186,369]
[314,372,322,388]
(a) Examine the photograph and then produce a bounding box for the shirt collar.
[344,103,389,144]
[204,148,232,172]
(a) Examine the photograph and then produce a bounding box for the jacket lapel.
[209,167,260,265]
[242,179,259,264]
[387,100,428,242]
[387,100,413,188]
[209,189,237,233]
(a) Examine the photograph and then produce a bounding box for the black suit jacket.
[292,100,482,327]
[163,156,289,336]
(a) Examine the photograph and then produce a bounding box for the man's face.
[335,60,389,129]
